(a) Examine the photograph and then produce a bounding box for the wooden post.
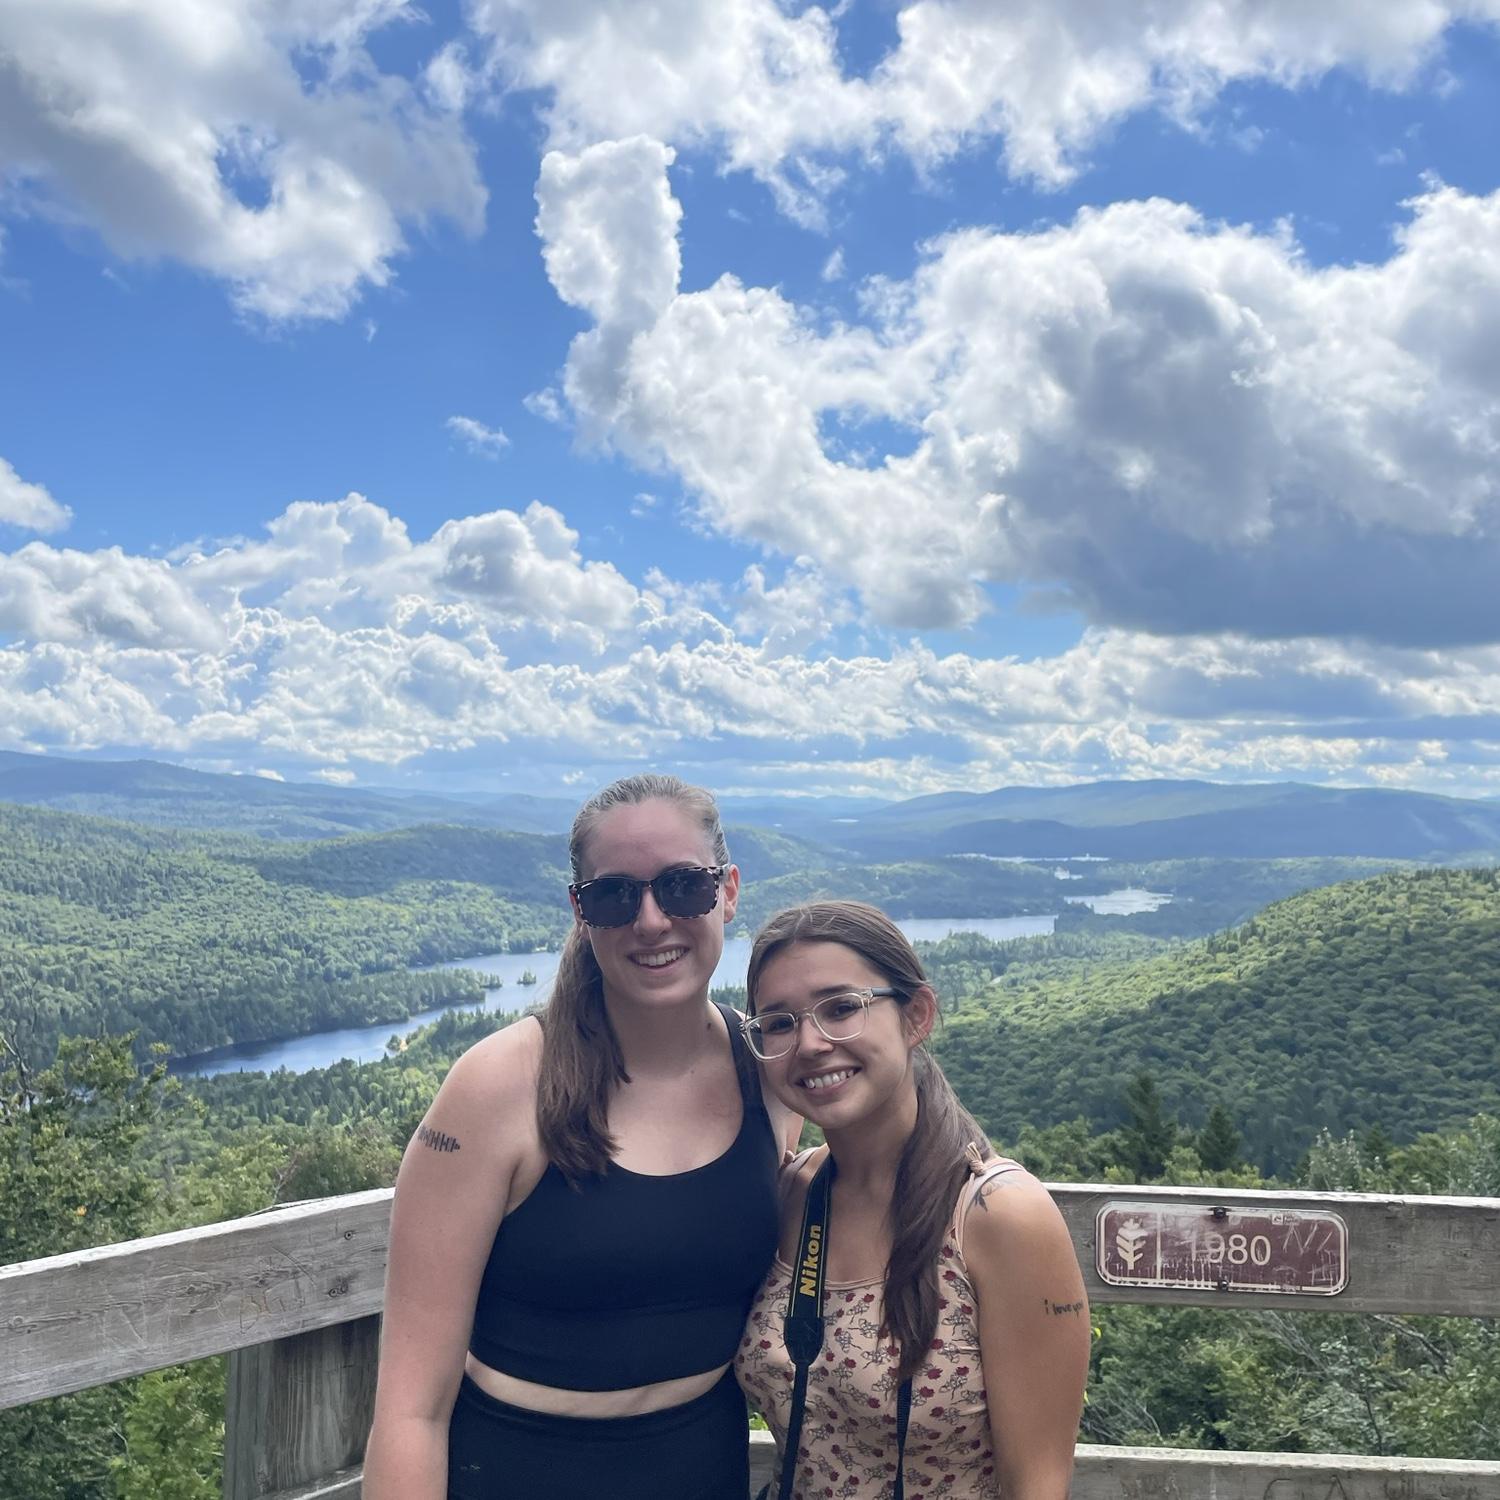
[224,1315,380,1500]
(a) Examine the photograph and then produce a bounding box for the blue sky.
[3,1,1500,799]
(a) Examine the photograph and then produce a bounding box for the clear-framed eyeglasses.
[741,987,899,1061]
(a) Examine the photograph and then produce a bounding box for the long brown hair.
[746,900,991,1386]
[536,773,730,1184]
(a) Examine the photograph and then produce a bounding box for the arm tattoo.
[971,1174,1019,1213]
[1043,1297,1086,1317]
[416,1124,462,1154]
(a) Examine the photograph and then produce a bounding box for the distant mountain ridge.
[0,752,580,839]
[807,781,1500,861]
[2,751,1499,859]
[0,752,889,840]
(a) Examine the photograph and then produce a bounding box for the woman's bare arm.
[964,1171,1090,1500]
[362,1020,543,1500]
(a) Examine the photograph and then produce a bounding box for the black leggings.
[447,1370,750,1500]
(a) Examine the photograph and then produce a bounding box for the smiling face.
[573,797,739,1011]
[750,939,933,1133]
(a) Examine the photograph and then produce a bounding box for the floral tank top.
[735,1156,1024,1500]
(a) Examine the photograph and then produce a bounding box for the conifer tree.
[1196,1103,1242,1171]
[1116,1072,1178,1180]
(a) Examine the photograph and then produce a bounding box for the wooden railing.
[3,1183,1499,1498]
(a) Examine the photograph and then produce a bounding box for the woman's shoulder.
[955,1156,1049,1219]
[955,1158,1074,1277]
[392,1017,545,1226]
[433,1012,545,1122]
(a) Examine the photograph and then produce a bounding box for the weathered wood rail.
[2,1183,1497,1498]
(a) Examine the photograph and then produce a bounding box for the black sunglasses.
[569,864,729,928]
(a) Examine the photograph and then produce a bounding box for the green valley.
[932,866,1500,1172]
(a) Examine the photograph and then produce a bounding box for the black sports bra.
[468,1004,781,1390]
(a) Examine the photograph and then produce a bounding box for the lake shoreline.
[171,912,1080,1079]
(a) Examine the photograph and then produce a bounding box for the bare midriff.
[464,1353,731,1418]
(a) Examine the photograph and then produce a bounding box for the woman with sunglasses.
[365,774,799,1500]
[736,901,1088,1500]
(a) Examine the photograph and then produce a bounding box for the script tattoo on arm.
[1043,1297,1086,1317]
[416,1124,462,1154]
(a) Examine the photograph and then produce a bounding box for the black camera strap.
[776,1152,913,1500]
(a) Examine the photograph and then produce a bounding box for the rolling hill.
[932,866,1500,1173]
[0,804,572,1063]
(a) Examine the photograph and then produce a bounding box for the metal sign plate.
[1096,1200,1349,1296]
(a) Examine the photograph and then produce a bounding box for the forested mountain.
[0,801,854,1066]
[0,789,1447,1071]
[932,867,1500,1172]
[0,804,570,1063]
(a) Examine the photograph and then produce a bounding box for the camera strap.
[776,1152,913,1500]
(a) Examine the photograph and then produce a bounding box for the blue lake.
[171,913,1059,1078]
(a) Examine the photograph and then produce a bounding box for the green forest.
[4,799,1413,1072]
[4,1003,1497,1498]
[2,800,1498,1497]
[0,805,569,1063]
[932,867,1500,1172]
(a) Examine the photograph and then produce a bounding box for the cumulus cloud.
[5,490,1500,797]
[535,142,1500,648]
[0,543,230,649]
[431,502,638,634]
[0,0,485,319]
[0,458,71,533]
[447,415,511,457]
[474,0,1499,207]
[735,560,854,657]
[535,136,684,431]
[0,492,644,662]
[523,387,566,424]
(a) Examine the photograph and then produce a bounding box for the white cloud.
[474,0,1500,206]
[6,481,1500,793]
[523,387,565,424]
[0,543,230,649]
[0,492,645,660]
[536,144,1500,648]
[0,0,485,319]
[735,560,854,657]
[447,415,511,457]
[535,136,685,434]
[0,458,72,533]
[430,502,638,636]
[535,137,682,326]
[821,247,845,282]
[476,0,863,222]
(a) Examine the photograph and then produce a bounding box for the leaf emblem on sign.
[1115,1217,1150,1270]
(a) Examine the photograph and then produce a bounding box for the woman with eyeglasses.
[735,901,1088,1500]
[364,774,800,1500]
